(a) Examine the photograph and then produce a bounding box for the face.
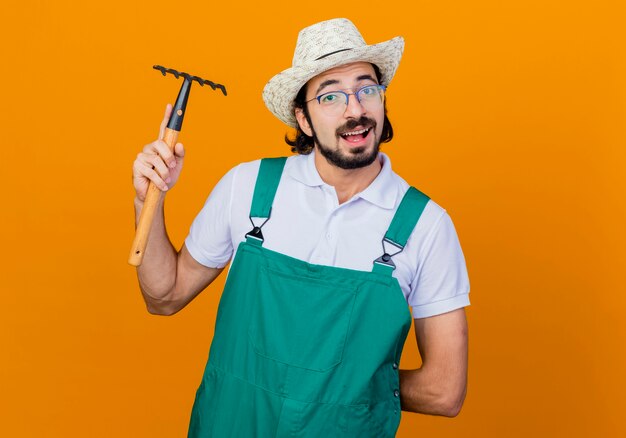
[295,62,385,170]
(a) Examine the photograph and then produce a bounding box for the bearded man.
[132,18,470,437]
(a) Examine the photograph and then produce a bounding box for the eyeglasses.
[305,84,386,114]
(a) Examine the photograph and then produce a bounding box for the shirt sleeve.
[408,211,470,319]
[184,166,237,268]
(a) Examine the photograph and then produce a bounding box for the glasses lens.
[318,92,344,107]
[358,85,384,104]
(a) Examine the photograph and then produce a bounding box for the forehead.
[306,62,377,95]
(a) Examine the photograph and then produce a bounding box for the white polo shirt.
[185,151,470,319]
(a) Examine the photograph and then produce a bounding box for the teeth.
[342,128,369,136]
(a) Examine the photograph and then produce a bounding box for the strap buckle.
[245,209,272,243]
[373,237,404,270]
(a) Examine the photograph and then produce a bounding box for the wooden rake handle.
[128,127,179,266]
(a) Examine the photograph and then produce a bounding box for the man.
[133,18,469,437]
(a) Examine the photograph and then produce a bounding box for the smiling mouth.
[339,127,371,143]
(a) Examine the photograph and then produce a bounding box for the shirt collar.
[357,152,397,209]
[286,150,398,210]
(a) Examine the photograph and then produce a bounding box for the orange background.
[2,0,625,436]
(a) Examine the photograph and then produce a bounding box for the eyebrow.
[314,74,379,96]
[356,74,378,84]
[315,79,339,95]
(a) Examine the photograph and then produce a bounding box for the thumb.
[174,142,185,159]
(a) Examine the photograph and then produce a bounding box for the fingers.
[133,105,184,199]
[145,151,171,183]
[143,139,178,169]
[134,139,185,190]
[158,104,173,140]
[134,159,169,191]
[134,142,171,189]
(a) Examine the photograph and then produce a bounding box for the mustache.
[336,116,376,135]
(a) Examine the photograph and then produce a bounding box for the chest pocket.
[248,266,357,372]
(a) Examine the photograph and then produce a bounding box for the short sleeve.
[184,166,237,268]
[408,211,470,318]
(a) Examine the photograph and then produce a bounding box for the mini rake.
[128,65,227,267]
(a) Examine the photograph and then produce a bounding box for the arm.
[134,197,223,315]
[399,308,468,417]
[133,104,224,315]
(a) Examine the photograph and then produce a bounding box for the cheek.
[310,112,340,136]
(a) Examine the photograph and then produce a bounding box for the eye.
[361,85,377,96]
[319,92,341,104]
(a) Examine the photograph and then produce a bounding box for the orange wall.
[1,1,624,436]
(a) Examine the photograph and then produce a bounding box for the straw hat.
[262,18,404,127]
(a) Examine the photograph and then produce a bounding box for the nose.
[343,92,366,118]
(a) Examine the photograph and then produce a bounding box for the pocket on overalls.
[248,266,357,372]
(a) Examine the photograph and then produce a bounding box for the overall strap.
[245,157,288,245]
[372,187,430,275]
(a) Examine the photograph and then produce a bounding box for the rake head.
[153,64,227,132]
[154,65,227,96]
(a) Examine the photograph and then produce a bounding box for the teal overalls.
[189,157,429,437]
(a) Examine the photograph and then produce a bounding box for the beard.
[311,116,380,170]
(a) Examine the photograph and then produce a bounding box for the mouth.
[339,127,371,144]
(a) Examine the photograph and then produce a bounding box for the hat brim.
[263,36,404,128]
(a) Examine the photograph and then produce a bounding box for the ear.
[295,107,313,137]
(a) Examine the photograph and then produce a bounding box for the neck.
[313,150,382,204]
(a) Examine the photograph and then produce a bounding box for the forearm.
[400,309,469,416]
[399,365,467,417]
[134,196,179,313]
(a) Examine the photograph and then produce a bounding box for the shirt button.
[393,389,400,397]
[326,233,332,240]
[392,363,398,369]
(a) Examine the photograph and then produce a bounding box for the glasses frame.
[305,84,387,109]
